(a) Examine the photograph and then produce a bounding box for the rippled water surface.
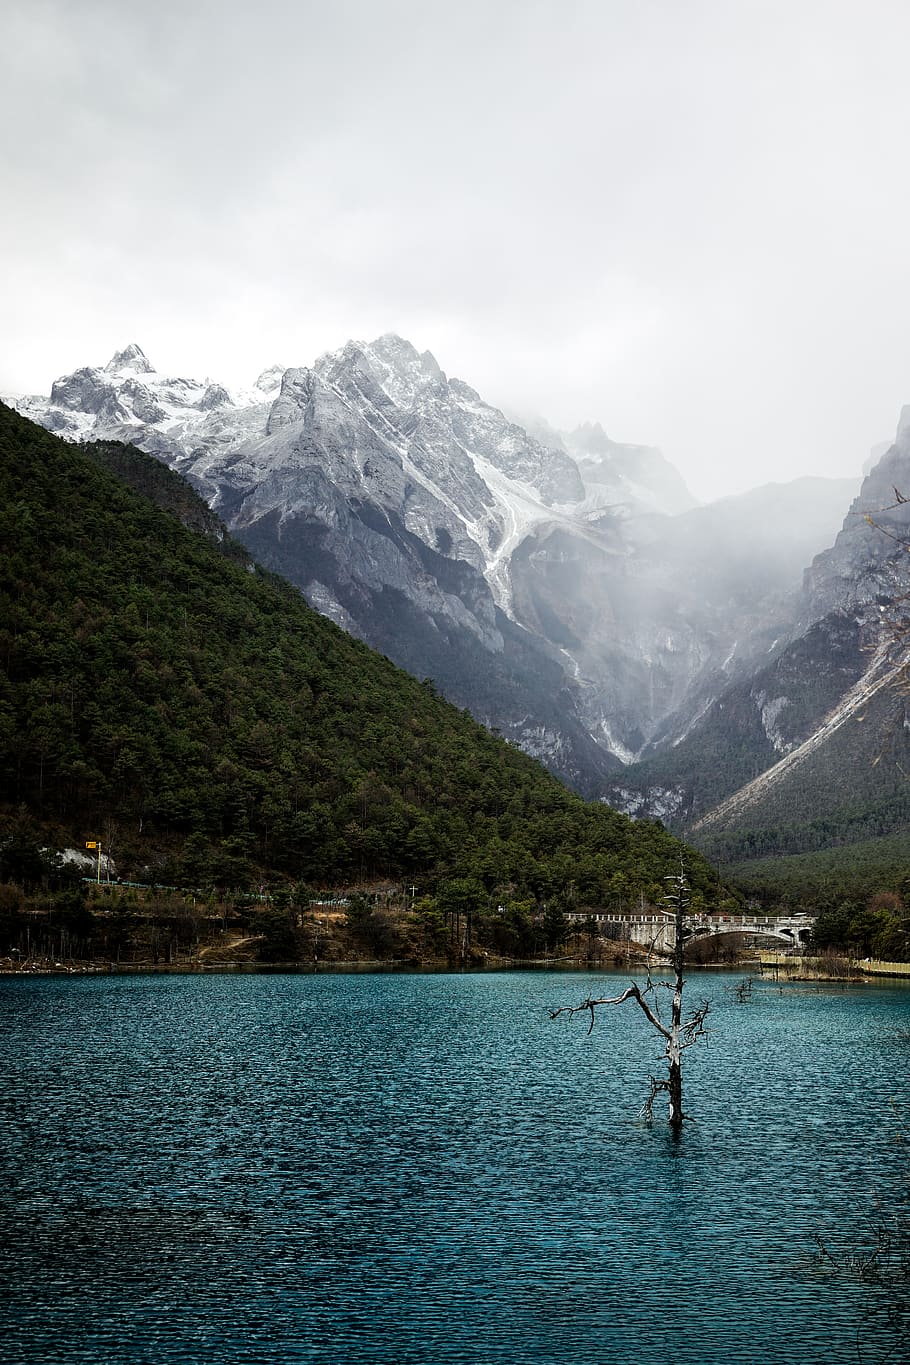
[1,970,907,1364]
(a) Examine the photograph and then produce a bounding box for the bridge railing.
[566,911,816,928]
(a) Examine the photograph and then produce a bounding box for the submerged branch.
[681,998,712,1051]
[550,983,672,1040]
[639,1074,669,1123]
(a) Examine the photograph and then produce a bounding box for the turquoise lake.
[0,970,907,1364]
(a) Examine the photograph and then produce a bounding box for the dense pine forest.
[0,402,723,921]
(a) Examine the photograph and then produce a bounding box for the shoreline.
[756,952,910,981]
[3,952,910,980]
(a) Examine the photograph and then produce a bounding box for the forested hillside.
[0,403,719,905]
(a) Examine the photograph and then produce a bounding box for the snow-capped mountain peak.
[104,343,155,376]
[7,344,264,451]
[253,364,284,395]
[6,333,770,780]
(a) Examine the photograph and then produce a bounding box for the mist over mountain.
[7,336,860,795]
[508,412,698,518]
[607,415,910,895]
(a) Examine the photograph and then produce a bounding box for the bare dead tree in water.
[550,864,710,1131]
[725,976,754,1003]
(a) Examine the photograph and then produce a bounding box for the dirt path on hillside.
[197,934,264,960]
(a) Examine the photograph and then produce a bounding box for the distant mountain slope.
[0,402,719,902]
[690,637,910,859]
[606,423,910,893]
[7,339,857,790]
[606,612,871,823]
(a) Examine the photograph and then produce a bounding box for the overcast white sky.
[3,0,910,499]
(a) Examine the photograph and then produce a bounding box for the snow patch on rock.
[753,690,793,754]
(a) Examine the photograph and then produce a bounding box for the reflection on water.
[0,971,906,1364]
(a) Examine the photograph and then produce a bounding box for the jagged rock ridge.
[6,336,858,792]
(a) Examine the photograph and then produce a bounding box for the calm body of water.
[0,970,906,1365]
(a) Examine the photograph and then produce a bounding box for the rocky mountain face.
[803,429,910,622]
[606,423,910,867]
[6,337,857,794]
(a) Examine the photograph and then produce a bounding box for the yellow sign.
[86,841,98,849]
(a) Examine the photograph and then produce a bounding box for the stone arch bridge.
[569,911,815,956]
